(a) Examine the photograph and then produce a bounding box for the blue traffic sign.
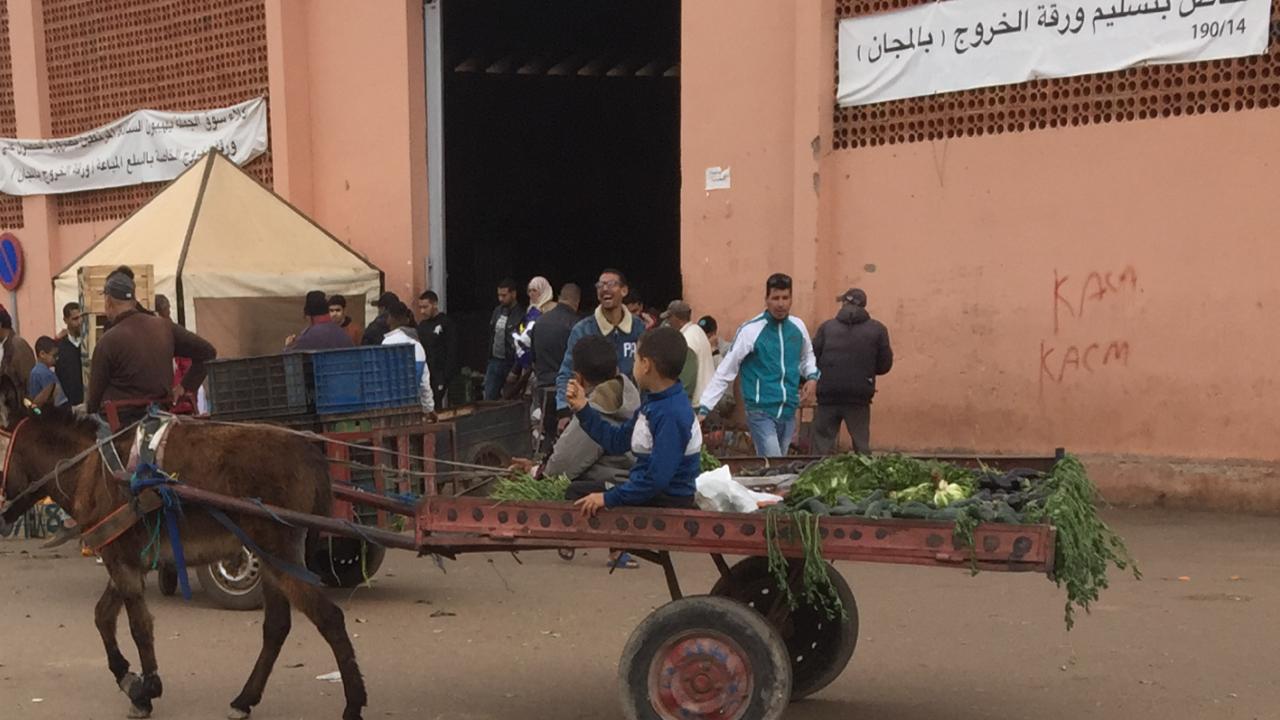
[0,233,22,291]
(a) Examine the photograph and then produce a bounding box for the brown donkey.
[0,376,366,720]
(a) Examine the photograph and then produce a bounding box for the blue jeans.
[484,358,514,401]
[746,410,797,457]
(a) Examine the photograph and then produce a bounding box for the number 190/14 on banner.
[1193,18,1246,39]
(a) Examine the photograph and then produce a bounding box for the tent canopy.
[53,152,383,357]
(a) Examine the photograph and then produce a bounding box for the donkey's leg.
[272,571,367,720]
[95,581,131,682]
[227,576,292,720]
[106,561,163,718]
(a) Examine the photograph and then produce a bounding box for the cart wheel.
[196,548,264,611]
[157,565,179,597]
[618,595,791,720]
[557,548,576,562]
[711,557,858,700]
[307,537,387,588]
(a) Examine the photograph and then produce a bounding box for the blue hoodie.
[575,382,702,507]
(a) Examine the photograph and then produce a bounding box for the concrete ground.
[0,508,1274,720]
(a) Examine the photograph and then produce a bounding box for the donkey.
[0,375,366,720]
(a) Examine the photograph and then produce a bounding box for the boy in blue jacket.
[566,326,702,517]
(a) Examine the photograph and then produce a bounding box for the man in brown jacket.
[0,306,36,393]
[86,268,217,423]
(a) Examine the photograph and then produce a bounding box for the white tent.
[53,152,383,358]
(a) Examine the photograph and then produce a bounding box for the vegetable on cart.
[759,452,1138,629]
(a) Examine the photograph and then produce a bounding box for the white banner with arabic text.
[838,0,1271,106]
[0,97,268,195]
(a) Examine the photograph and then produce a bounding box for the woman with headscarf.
[503,277,557,398]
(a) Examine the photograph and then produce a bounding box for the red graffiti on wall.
[1039,339,1131,390]
[1053,265,1138,335]
[1041,265,1137,393]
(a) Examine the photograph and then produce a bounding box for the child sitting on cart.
[520,335,642,491]
[566,326,701,517]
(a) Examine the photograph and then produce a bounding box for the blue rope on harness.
[130,462,192,601]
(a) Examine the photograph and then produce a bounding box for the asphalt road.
[0,508,1275,720]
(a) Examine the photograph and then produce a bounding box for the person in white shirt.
[661,300,714,407]
[380,301,434,415]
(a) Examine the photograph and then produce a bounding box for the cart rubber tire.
[307,537,387,588]
[196,549,264,611]
[618,595,792,720]
[711,557,858,700]
[157,565,179,597]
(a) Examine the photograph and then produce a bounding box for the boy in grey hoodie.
[514,335,641,489]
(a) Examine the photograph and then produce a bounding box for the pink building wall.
[268,0,429,303]
[4,0,429,335]
[681,0,1280,509]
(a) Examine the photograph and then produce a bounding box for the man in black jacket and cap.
[811,288,893,454]
[362,291,400,346]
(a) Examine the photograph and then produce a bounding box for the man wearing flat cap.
[86,266,217,424]
[811,287,893,454]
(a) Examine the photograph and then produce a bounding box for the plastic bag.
[694,466,783,513]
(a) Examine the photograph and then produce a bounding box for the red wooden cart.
[168,450,1059,720]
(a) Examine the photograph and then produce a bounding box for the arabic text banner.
[0,97,268,196]
[838,0,1271,107]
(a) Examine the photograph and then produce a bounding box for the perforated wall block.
[43,0,271,224]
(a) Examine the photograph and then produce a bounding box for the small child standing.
[566,326,701,517]
[28,336,68,408]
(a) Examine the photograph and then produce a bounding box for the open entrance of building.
[427,0,681,374]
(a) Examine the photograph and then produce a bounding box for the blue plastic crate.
[310,345,418,415]
[207,353,311,419]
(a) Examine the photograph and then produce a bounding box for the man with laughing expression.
[555,269,644,412]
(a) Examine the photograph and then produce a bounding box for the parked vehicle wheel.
[710,556,858,700]
[308,537,387,588]
[196,548,264,611]
[157,565,179,597]
[618,595,792,720]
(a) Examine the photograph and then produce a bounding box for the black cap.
[105,271,136,301]
[304,290,329,317]
[838,288,867,307]
[374,291,401,309]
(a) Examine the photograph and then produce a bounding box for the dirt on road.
[0,508,1275,720]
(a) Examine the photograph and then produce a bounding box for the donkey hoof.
[127,704,152,719]
[118,672,141,695]
[227,708,251,720]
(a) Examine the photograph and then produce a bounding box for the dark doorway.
[440,0,681,373]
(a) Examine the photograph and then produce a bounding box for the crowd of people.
[2,263,893,572]
[0,263,893,464]
[278,288,461,416]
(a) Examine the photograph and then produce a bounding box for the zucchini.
[895,501,932,519]
[799,497,831,516]
[928,507,961,521]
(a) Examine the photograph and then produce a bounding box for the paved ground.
[0,508,1275,720]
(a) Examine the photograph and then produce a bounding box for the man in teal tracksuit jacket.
[698,273,819,456]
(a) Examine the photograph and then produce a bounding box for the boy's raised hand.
[565,377,588,412]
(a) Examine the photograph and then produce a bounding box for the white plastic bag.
[694,466,783,513]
